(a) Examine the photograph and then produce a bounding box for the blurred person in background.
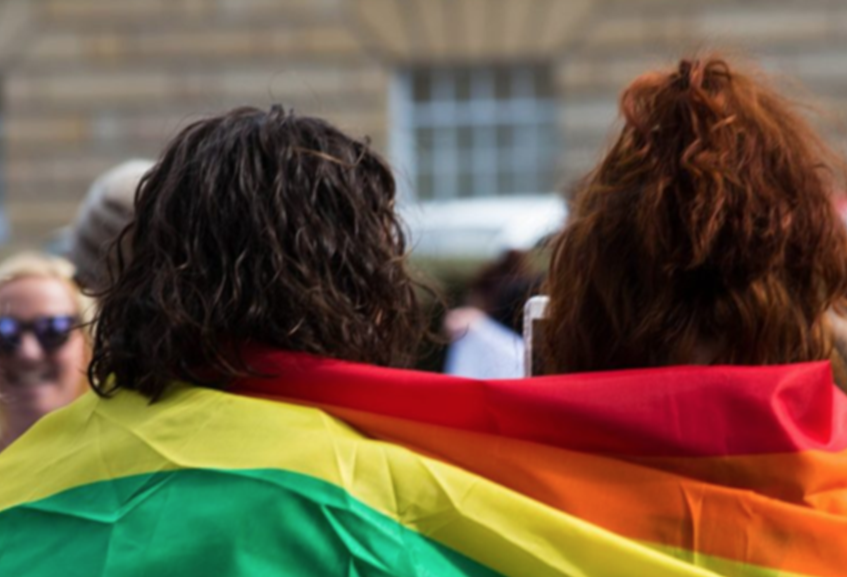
[443,250,541,378]
[0,253,91,451]
[63,159,153,292]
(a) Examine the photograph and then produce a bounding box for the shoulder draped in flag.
[1,349,845,577]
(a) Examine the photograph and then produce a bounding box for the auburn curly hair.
[90,106,427,399]
[543,56,847,374]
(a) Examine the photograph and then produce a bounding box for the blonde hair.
[0,252,94,325]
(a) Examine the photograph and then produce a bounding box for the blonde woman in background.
[0,253,92,451]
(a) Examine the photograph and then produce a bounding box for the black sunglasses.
[0,315,79,355]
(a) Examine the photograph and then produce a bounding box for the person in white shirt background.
[443,250,542,379]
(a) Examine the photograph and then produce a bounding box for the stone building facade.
[0,0,845,248]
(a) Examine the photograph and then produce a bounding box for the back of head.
[66,159,154,292]
[90,106,424,398]
[543,56,847,374]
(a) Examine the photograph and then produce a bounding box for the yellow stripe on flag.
[0,387,724,577]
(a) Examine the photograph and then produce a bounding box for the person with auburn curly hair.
[543,56,847,378]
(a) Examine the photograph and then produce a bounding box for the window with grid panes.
[394,63,559,201]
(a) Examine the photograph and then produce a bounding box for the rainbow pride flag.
[0,350,845,576]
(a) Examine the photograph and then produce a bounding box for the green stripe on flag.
[0,468,504,577]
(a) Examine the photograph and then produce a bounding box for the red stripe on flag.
[233,349,847,457]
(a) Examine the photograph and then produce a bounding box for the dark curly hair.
[543,56,847,374]
[89,106,427,399]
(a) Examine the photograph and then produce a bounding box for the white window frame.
[391,63,559,202]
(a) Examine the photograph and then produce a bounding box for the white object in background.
[444,314,524,379]
[401,195,566,260]
[523,295,549,377]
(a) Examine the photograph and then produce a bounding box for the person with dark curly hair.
[0,107,470,576]
[542,56,847,379]
[86,106,426,398]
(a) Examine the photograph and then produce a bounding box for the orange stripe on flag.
[295,401,847,577]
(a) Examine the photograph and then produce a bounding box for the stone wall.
[1,0,846,248]
[558,0,847,177]
[0,0,385,246]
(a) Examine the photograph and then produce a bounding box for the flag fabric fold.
[0,349,844,577]
[232,350,847,577]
